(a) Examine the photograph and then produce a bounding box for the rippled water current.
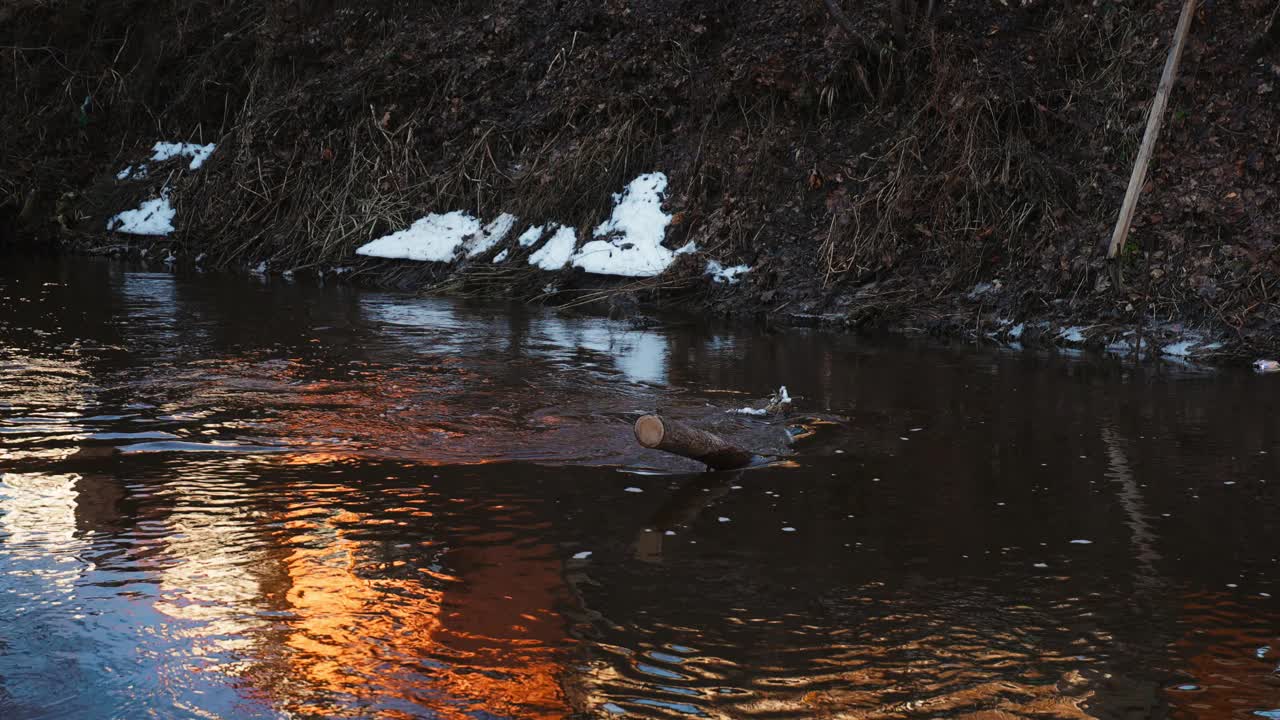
[1,256,1278,719]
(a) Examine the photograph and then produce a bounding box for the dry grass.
[816,5,1156,297]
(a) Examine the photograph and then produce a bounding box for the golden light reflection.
[1165,592,1279,718]
[247,489,574,719]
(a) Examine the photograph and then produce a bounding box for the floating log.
[634,414,756,471]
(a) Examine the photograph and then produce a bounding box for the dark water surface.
[1,256,1277,719]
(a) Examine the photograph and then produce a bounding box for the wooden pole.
[1106,0,1198,261]
[634,415,756,471]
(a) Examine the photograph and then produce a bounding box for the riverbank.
[3,0,1279,360]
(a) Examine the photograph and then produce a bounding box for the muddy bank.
[3,0,1279,358]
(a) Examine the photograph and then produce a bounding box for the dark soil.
[3,0,1279,358]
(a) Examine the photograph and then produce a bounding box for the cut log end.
[635,414,666,448]
[633,414,755,471]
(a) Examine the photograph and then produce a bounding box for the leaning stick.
[634,415,756,471]
[1106,0,1198,261]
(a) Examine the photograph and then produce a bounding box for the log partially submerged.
[634,414,756,471]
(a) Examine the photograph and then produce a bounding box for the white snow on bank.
[518,225,545,247]
[707,260,750,284]
[106,194,176,235]
[1008,322,1025,339]
[152,142,217,171]
[675,241,697,255]
[1058,326,1087,343]
[492,249,509,263]
[464,213,516,258]
[1161,338,1222,358]
[355,211,481,262]
[572,173,676,277]
[116,164,149,180]
[529,226,577,270]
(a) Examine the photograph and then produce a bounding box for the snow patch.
[1161,340,1196,357]
[355,211,481,262]
[464,213,516,258]
[518,225,545,247]
[707,260,750,284]
[106,193,175,235]
[151,142,217,171]
[492,249,509,264]
[572,173,676,277]
[528,226,577,270]
[1008,322,1025,339]
[116,164,149,180]
[675,241,697,255]
[1058,326,1087,343]
[967,282,994,299]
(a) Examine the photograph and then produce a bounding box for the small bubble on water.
[625,487,643,493]
[664,530,676,536]
[1033,563,1048,568]
[572,551,592,560]
[782,527,796,532]
[1070,539,1093,544]
[718,517,730,523]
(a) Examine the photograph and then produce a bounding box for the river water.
[0,255,1276,719]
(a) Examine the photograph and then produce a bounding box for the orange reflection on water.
[1165,592,1279,719]
[263,494,574,719]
